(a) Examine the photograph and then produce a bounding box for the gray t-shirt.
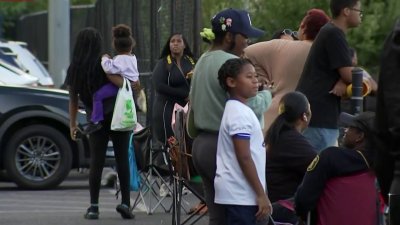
[189,50,236,132]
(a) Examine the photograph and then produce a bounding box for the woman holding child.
[66,26,135,220]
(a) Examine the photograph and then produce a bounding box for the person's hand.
[255,193,273,221]
[102,54,110,59]
[70,126,79,141]
[329,79,347,97]
[186,70,194,79]
[131,80,141,92]
[257,83,264,91]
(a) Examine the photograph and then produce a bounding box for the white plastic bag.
[136,89,147,113]
[111,78,137,131]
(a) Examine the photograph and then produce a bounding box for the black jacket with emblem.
[294,146,370,220]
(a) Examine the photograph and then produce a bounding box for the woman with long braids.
[65,27,135,220]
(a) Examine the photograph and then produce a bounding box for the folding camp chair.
[170,107,206,225]
[131,126,174,215]
[306,171,379,225]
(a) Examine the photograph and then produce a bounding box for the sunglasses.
[281,29,298,39]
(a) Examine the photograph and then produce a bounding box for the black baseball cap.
[211,8,265,38]
[339,111,375,133]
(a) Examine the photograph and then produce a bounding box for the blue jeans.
[302,127,339,152]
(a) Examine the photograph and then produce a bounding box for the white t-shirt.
[214,99,266,205]
[101,54,139,81]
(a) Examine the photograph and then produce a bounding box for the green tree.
[347,0,400,74]
[0,0,96,38]
[201,0,399,74]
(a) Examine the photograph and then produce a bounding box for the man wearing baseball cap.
[189,8,266,225]
[295,111,379,225]
[211,9,264,38]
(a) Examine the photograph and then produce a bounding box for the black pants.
[225,205,258,225]
[152,96,186,146]
[88,114,131,207]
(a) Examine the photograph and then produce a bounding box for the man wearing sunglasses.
[296,0,363,152]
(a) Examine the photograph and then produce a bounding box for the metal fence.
[16,0,201,125]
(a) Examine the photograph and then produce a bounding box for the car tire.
[4,124,72,189]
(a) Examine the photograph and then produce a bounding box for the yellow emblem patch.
[307,155,319,171]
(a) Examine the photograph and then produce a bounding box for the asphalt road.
[0,168,208,225]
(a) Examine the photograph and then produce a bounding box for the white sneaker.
[182,187,191,195]
[159,183,172,197]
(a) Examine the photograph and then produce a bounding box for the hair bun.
[112,24,131,38]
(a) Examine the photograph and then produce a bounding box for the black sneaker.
[116,204,135,219]
[84,206,99,220]
[83,123,102,135]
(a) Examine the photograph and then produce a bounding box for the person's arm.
[106,74,123,87]
[362,70,378,93]
[247,90,272,119]
[326,29,353,97]
[101,55,124,75]
[152,60,188,99]
[243,45,272,88]
[233,137,272,220]
[68,89,79,141]
[247,90,272,110]
[329,67,354,97]
[338,67,353,84]
[294,149,332,221]
[106,74,140,92]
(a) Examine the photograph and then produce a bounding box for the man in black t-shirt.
[296,0,363,151]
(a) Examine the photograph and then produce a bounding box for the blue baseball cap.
[211,9,265,38]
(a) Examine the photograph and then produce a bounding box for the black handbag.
[133,126,170,175]
[133,126,151,171]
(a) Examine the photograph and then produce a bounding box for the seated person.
[295,111,379,225]
[265,91,316,203]
[265,92,317,224]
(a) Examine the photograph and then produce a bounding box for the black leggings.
[152,97,186,146]
[88,115,131,206]
[192,132,226,225]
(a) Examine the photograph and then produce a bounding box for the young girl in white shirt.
[215,58,272,225]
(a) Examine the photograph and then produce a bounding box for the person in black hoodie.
[374,19,400,224]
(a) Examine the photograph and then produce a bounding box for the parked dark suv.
[0,85,111,189]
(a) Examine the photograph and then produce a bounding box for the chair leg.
[131,165,173,215]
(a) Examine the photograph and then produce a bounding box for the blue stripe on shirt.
[233,133,250,139]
